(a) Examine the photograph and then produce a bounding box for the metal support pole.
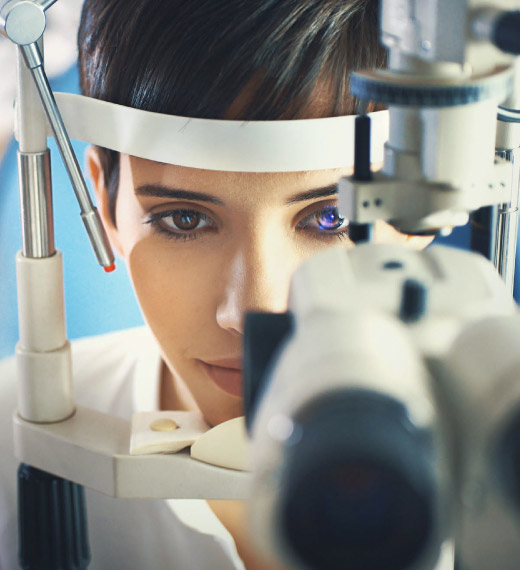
[494,147,520,294]
[16,40,55,259]
[18,151,54,258]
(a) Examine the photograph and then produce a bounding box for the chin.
[203,401,244,427]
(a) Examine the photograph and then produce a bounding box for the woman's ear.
[86,146,124,257]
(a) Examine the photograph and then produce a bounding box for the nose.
[215,233,295,335]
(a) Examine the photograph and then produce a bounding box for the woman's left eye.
[145,209,214,240]
[297,205,349,238]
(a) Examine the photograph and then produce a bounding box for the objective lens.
[279,390,436,570]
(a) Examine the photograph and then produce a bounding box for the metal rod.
[493,147,520,293]
[470,205,497,261]
[39,0,59,11]
[20,42,93,214]
[19,41,115,269]
[15,41,55,259]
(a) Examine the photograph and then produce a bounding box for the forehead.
[126,155,352,205]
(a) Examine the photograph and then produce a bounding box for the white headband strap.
[52,92,389,172]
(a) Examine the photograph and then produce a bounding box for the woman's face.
[90,153,432,425]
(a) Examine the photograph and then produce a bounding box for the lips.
[200,359,243,398]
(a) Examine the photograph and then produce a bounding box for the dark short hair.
[78,0,386,222]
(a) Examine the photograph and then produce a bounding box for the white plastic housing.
[381,0,517,73]
[248,245,452,570]
[248,243,517,570]
[16,251,74,422]
[441,315,520,570]
[13,407,249,499]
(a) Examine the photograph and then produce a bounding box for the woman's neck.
[160,364,284,568]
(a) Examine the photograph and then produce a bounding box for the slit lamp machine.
[2,0,520,569]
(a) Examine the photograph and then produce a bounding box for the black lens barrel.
[279,390,437,570]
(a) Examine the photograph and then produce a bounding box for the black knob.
[383,260,404,270]
[492,11,520,55]
[399,279,428,323]
[354,115,372,182]
[348,222,373,244]
[18,464,90,570]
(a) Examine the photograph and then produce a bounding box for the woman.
[0,1,433,568]
[80,0,431,428]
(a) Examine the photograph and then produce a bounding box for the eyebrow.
[135,183,339,206]
[285,184,339,205]
[135,185,225,205]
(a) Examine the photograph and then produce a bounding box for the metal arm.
[38,0,57,10]
[19,41,114,269]
[1,0,114,270]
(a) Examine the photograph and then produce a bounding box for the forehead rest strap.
[45,92,389,172]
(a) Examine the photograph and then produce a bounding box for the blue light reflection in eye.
[318,206,345,230]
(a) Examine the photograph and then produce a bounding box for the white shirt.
[0,327,245,570]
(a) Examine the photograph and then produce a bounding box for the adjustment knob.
[0,0,46,45]
[492,11,520,55]
[399,279,428,323]
[18,464,90,570]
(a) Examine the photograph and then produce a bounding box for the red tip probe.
[104,263,116,273]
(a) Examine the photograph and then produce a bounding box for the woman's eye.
[298,205,349,237]
[145,209,214,240]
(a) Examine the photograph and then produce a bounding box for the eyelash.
[145,205,350,242]
[145,209,215,241]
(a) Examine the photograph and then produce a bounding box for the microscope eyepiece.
[278,390,437,570]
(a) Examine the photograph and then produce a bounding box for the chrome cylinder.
[494,147,520,293]
[18,150,55,259]
[81,210,115,268]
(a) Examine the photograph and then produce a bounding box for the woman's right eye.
[145,209,215,241]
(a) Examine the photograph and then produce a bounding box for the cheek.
[126,238,221,348]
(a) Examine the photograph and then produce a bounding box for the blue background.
[0,64,518,358]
